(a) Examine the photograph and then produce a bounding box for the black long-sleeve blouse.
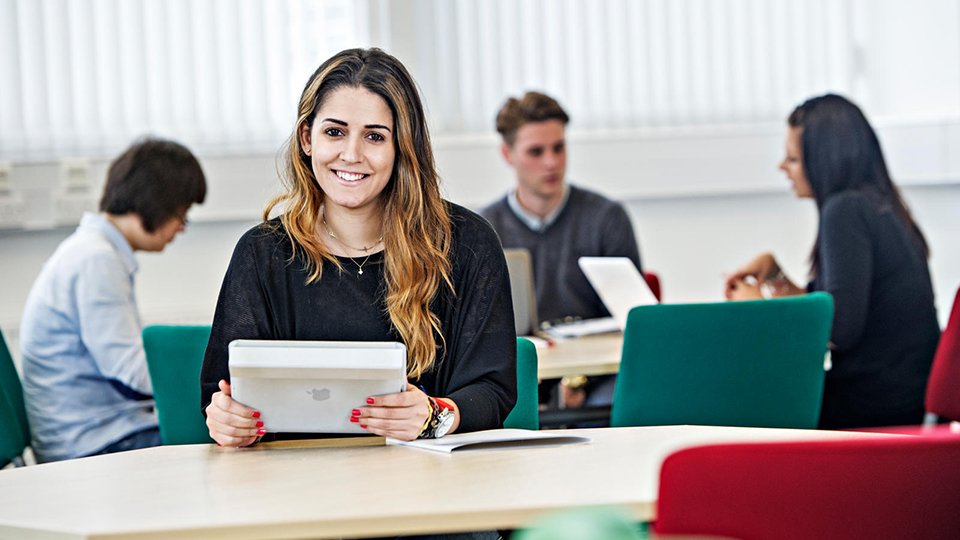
[809,191,940,429]
[200,202,517,433]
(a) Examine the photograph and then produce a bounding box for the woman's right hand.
[205,379,265,447]
[724,253,779,300]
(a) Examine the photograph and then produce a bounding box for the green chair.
[143,325,215,445]
[503,337,539,430]
[611,293,833,429]
[0,327,30,467]
[516,506,644,540]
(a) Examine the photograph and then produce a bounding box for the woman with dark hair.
[725,94,940,430]
[200,48,516,449]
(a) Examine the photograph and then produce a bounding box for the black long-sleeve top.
[200,203,517,433]
[809,191,940,429]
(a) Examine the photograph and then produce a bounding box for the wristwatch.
[422,396,456,439]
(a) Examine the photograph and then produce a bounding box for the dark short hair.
[100,138,206,232]
[495,91,570,146]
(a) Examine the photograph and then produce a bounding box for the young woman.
[200,48,517,446]
[725,94,940,430]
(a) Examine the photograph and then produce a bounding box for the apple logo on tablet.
[307,388,331,401]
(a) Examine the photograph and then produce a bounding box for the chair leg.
[922,412,939,426]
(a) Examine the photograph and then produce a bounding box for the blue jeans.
[86,426,162,457]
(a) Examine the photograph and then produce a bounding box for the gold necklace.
[321,205,383,253]
[351,252,375,276]
[320,205,381,276]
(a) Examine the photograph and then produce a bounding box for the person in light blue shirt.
[20,138,206,462]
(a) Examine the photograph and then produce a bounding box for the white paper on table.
[386,429,592,453]
[541,317,621,339]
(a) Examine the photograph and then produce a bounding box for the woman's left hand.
[727,278,764,301]
[353,383,432,441]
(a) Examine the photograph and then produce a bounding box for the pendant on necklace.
[358,269,364,276]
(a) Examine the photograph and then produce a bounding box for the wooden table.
[0,425,889,539]
[535,333,623,379]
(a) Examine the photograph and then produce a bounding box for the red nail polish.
[366,398,375,404]
[252,411,261,419]
[256,421,264,428]
[350,417,359,423]
[352,409,361,416]
[216,443,221,447]
[360,425,367,429]
[257,428,266,435]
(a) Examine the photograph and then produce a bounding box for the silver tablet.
[228,340,407,434]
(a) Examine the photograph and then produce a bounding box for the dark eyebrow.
[321,118,391,132]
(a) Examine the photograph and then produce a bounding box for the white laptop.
[577,257,659,331]
[503,248,539,336]
[229,340,407,434]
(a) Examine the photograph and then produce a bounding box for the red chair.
[643,272,661,302]
[926,286,960,423]
[655,434,960,540]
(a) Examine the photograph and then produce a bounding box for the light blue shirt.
[20,212,157,462]
[507,184,571,232]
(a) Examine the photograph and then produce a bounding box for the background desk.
[536,333,623,380]
[0,426,887,539]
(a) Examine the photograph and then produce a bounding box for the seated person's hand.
[560,375,587,409]
[724,253,778,300]
[726,278,763,301]
[353,383,438,441]
[206,379,264,447]
[560,384,586,409]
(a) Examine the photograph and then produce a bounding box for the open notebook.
[387,429,592,453]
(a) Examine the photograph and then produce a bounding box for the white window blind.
[412,0,858,133]
[0,0,371,161]
[1,0,861,160]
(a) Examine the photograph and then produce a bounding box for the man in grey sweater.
[480,92,642,409]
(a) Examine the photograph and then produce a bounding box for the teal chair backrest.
[611,293,833,429]
[0,327,30,467]
[143,325,215,445]
[504,337,539,430]
[516,506,644,540]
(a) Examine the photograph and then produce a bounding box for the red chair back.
[927,286,960,422]
[656,434,960,540]
[642,272,661,302]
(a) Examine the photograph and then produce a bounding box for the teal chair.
[0,327,30,467]
[503,337,539,430]
[611,293,833,429]
[143,325,215,445]
[517,506,644,540]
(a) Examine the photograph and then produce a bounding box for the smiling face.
[299,86,396,215]
[779,127,814,199]
[502,119,567,203]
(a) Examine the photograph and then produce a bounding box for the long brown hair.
[264,48,453,379]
